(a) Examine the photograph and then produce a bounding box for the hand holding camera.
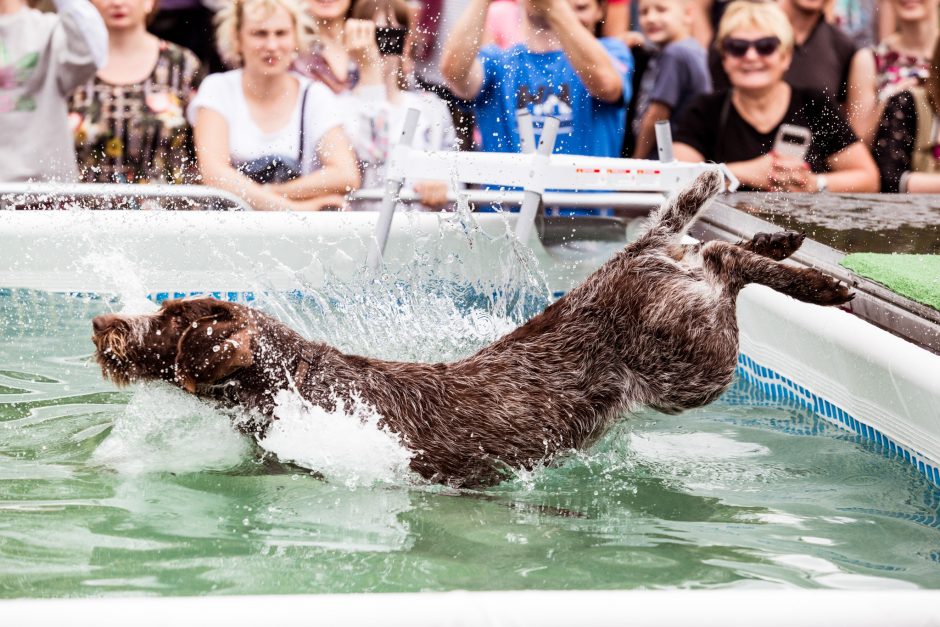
[345,19,382,69]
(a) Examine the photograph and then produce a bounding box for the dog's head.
[91,298,254,392]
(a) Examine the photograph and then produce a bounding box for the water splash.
[92,384,251,474]
[259,389,416,489]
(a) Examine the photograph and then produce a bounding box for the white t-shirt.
[187,69,345,175]
[341,86,457,209]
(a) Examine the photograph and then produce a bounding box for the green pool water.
[2,290,939,599]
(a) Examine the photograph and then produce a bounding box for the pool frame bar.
[4,589,940,626]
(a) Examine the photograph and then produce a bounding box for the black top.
[674,87,859,190]
[708,19,857,103]
[873,90,918,193]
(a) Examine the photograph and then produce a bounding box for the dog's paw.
[807,272,855,306]
[746,230,805,261]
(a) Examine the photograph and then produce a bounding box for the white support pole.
[367,108,421,271]
[655,120,674,163]
[514,116,560,245]
[517,109,536,154]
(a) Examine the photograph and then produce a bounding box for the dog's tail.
[646,170,724,240]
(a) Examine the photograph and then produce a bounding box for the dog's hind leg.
[735,231,805,261]
[702,240,853,306]
[644,170,725,241]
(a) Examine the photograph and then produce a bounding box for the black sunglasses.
[722,36,782,58]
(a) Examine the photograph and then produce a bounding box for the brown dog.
[92,172,852,487]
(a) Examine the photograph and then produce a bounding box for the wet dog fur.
[91,172,852,487]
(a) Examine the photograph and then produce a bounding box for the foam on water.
[92,385,251,474]
[259,389,416,488]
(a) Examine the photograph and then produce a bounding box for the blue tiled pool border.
[737,353,940,488]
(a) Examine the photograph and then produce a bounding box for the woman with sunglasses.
[673,1,878,192]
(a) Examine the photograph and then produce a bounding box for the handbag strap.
[297,83,311,166]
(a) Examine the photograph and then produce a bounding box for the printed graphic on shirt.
[0,42,38,113]
[516,83,574,136]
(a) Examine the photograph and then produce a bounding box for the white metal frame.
[0,182,251,211]
[366,109,740,269]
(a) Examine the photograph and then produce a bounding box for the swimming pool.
[2,207,940,622]
[2,286,940,600]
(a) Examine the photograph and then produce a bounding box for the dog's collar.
[292,346,321,388]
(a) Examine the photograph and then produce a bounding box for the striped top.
[69,40,204,184]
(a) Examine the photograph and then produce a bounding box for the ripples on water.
[1,212,939,597]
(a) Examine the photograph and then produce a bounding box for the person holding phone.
[673,1,877,192]
[339,0,457,210]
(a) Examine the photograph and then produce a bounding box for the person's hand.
[879,75,922,103]
[345,19,381,70]
[619,31,647,48]
[736,151,777,191]
[281,195,348,211]
[770,153,812,191]
[413,180,450,209]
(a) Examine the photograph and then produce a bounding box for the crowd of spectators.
[1,0,939,209]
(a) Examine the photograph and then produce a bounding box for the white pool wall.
[5,590,940,626]
[737,284,940,485]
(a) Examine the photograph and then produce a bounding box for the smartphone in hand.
[772,124,812,161]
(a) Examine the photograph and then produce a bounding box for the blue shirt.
[474,39,633,157]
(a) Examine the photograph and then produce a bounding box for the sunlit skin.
[845,0,937,144]
[891,0,937,21]
[91,0,154,30]
[306,0,350,22]
[638,0,692,46]
[240,5,299,79]
[675,22,878,193]
[193,2,360,210]
[89,0,161,84]
[569,0,604,32]
[631,0,693,157]
[346,4,450,208]
[721,28,791,93]
[441,0,624,103]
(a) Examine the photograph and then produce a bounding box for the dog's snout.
[92,313,121,335]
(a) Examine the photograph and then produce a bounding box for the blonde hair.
[716,1,794,53]
[215,0,316,68]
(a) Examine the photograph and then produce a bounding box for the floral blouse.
[872,41,931,101]
[69,41,204,184]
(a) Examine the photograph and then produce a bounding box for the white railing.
[365,109,740,269]
[0,182,251,211]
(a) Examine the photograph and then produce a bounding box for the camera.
[376,26,408,56]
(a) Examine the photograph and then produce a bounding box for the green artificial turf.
[841,253,940,311]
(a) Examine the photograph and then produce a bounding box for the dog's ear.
[174,309,254,393]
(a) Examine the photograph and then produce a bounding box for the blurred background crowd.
[1,0,938,210]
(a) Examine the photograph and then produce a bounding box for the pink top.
[485,0,523,50]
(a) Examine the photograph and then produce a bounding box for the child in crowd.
[0,0,106,182]
[631,0,710,158]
